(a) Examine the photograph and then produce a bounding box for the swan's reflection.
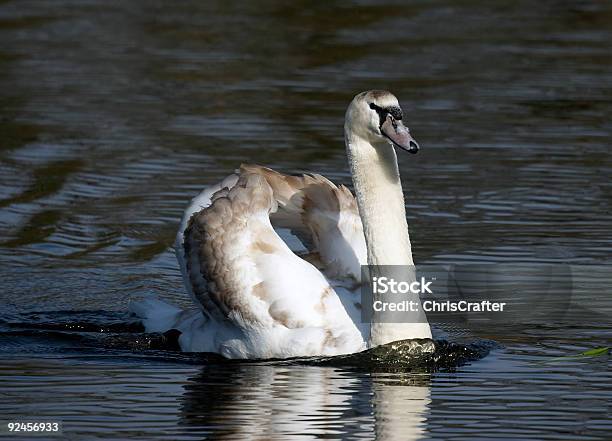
[372,375,430,441]
[179,363,430,440]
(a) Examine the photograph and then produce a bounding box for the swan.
[131,90,432,358]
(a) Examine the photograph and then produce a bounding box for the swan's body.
[131,90,432,358]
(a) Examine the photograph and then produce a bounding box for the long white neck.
[345,131,432,346]
[346,135,413,265]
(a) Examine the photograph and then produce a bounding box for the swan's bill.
[381,115,419,154]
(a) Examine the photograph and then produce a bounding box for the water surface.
[1,0,611,439]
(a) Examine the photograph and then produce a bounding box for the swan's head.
[345,90,419,154]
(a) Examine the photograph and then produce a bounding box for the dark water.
[1,0,611,439]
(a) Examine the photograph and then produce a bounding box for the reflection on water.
[1,0,612,439]
[180,365,430,440]
[180,365,432,440]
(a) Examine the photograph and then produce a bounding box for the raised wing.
[181,170,364,356]
[239,164,367,280]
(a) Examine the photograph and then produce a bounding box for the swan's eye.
[369,103,387,131]
[369,103,403,121]
[369,102,378,110]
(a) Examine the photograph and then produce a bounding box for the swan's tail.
[129,297,183,333]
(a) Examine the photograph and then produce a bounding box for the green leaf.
[580,347,610,357]
[537,347,610,364]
